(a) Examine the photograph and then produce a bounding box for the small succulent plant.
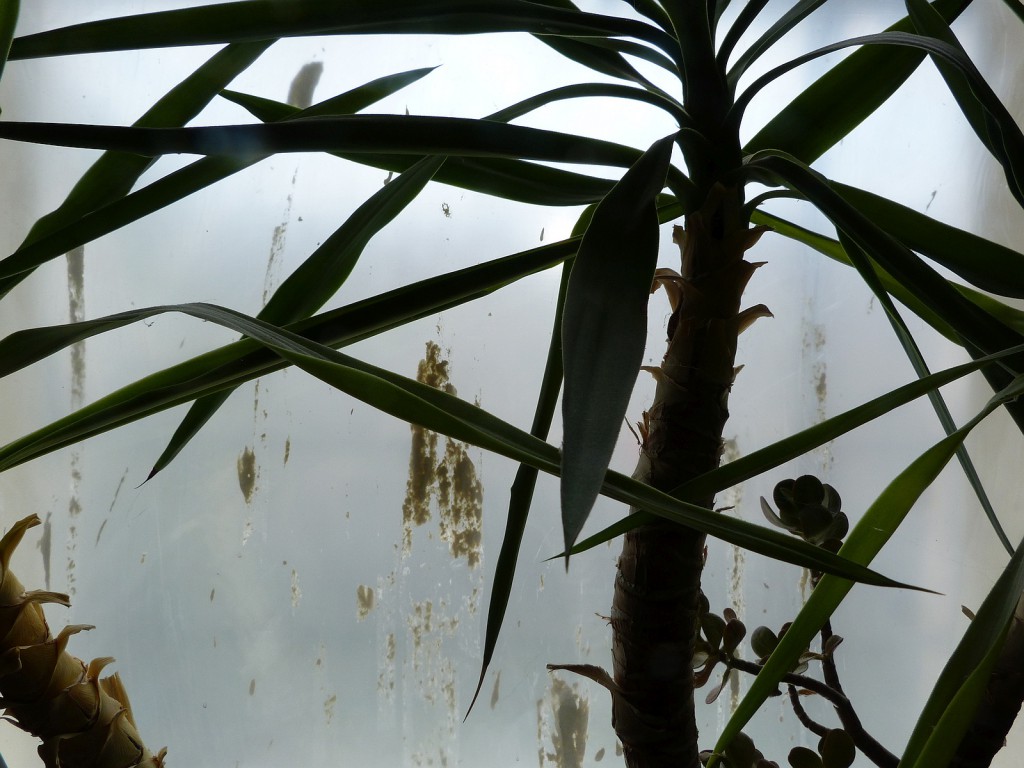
[760,476,849,550]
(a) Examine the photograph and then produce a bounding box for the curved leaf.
[469,252,572,718]
[0,238,578,471]
[559,133,675,558]
[906,0,1024,207]
[0,299,921,590]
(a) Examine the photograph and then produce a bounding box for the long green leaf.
[746,152,1024,364]
[711,374,1024,764]
[529,0,678,91]
[219,86,671,206]
[7,1,677,59]
[0,115,645,167]
[837,229,1010,552]
[751,209,1024,342]
[833,183,1024,299]
[559,133,674,558]
[727,0,828,87]
[0,299,919,590]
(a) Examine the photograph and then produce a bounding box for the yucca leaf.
[621,0,674,35]
[906,0,1024,207]
[716,0,769,71]
[484,83,688,127]
[146,154,446,479]
[0,40,274,298]
[529,0,678,89]
[552,35,680,78]
[0,298,919,589]
[0,0,17,89]
[743,0,971,164]
[219,86,677,206]
[0,115,645,167]
[1002,0,1024,22]
[559,133,674,560]
[8,1,676,59]
[713,374,1024,762]
[565,342,1024,555]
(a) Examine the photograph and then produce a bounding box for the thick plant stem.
[610,185,769,768]
[0,514,166,768]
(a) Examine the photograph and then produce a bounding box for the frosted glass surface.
[0,3,1023,767]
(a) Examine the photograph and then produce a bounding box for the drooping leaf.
[468,252,572,718]
[0,295,918,589]
[559,133,675,559]
[0,238,578,467]
[745,152,1024,366]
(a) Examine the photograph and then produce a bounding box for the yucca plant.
[1,1,1024,767]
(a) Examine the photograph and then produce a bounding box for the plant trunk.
[610,185,768,768]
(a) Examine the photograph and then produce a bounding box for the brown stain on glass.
[537,677,590,768]
[237,446,258,503]
[402,341,484,567]
[356,584,375,620]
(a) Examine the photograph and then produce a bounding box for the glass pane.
[1,3,1022,767]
